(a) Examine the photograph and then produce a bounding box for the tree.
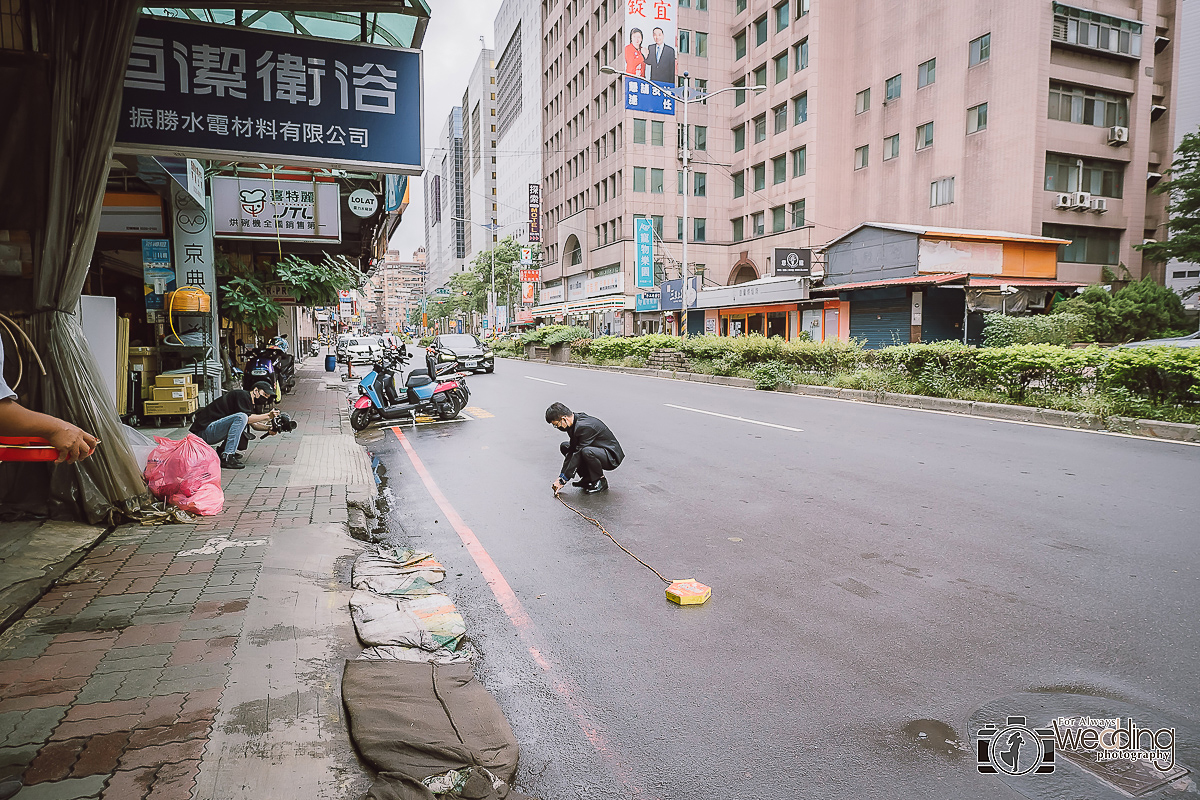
[1053,279,1189,341]
[464,237,536,319]
[216,252,365,332]
[1138,126,1200,270]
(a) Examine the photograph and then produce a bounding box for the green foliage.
[1102,346,1200,404]
[975,344,1105,400]
[751,361,798,390]
[981,312,1091,347]
[219,275,282,332]
[418,335,435,347]
[215,252,362,332]
[273,253,362,306]
[490,338,524,357]
[1137,126,1200,269]
[874,341,990,394]
[1052,285,1120,342]
[1053,280,1190,342]
[520,325,591,346]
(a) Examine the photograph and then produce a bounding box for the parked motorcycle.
[239,339,297,397]
[349,348,469,431]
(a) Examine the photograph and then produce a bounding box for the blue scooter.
[349,348,466,431]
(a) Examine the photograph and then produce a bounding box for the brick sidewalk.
[0,362,372,799]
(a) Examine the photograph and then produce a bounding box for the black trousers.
[560,442,618,483]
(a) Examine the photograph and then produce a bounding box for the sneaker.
[220,453,245,470]
[583,476,608,494]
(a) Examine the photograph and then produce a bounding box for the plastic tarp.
[350,590,467,652]
[358,645,476,665]
[342,660,537,800]
[353,548,447,594]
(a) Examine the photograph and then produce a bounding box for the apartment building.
[534,0,1181,334]
[496,0,545,240]
[461,49,501,265]
[423,107,466,291]
[1165,0,1197,306]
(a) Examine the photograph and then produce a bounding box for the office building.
[495,0,545,245]
[424,107,466,291]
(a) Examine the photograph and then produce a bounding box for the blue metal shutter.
[850,301,909,349]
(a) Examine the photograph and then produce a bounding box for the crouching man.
[189,381,279,469]
[547,402,624,495]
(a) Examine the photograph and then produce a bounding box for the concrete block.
[1128,418,1200,442]
[970,401,1041,423]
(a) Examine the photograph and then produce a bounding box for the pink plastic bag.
[144,434,224,515]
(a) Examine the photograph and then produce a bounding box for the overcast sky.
[389,0,504,260]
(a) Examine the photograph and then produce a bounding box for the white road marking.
[525,375,566,386]
[664,403,804,432]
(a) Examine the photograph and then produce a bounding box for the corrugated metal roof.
[968,278,1087,288]
[814,273,969,293]
[821,222,1071,250]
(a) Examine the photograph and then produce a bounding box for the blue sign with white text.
[117,16,423,172]
[635,218,655,288]
[624,77,676,116]
[635,292,660,312]
[659,277,699,311]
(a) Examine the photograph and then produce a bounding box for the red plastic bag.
[144,434,224,515]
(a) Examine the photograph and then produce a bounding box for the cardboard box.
[152,387,188,402]
[154,374,194,388]
[143,398,198,416]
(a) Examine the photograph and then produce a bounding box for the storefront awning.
[966,278,1087,288]
[815,273,969,293]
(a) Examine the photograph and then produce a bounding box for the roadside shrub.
[542,326,591,346]
[751,361,797,390]
[569,337,592,357]
[875,341,990,394]
[1102,346,1200,404]
[418,335,435,347]
[975,344,1105,400]
[982,312,1091,347]
[1053,280,1190,342]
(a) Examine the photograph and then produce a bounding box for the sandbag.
[143,434,223,515]
[350,590,466,651]
[342,660,537,800]
[358,644,476,665]
[354,548,446,594]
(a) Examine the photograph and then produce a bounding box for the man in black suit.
[547,402,624,494]
[646,26,676,84]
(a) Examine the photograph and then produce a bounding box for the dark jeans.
[201,412,248,456]
[560,442,618,484]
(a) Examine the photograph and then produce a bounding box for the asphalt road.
[363,357,1200,800]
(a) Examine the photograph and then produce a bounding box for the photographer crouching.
[189,381,294,469]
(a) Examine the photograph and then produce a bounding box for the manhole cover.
[1056,721,1188,797]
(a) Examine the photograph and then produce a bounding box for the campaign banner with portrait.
[624,1,677,88]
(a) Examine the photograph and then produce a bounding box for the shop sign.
[516,309,534,323]
[520,247,533,265]
[635,217,654,288]
[141,238,174,310]
[519,269,540,283]
[635,292,660,312]
[186,158,205,203]
[773,247,812,277]
[116,16,423,172]
[211,176,341,241]
[528,183,541,242]
[659,277,698,310]
[566,274,586,301]
[540,283,564,304]
[521,283,536,304]
[101,192,164,234]
[347,188,378,217]
[264,282,298,305]
[586,272,624,297]
[385,174,407,214]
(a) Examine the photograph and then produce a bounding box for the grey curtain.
[29,0,148,523]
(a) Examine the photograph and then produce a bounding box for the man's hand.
[551,478,565,495]
[46,423,99,464]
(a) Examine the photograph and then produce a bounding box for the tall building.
[424,107,466,291]
[1165,0,1198,307]
[535,0,1182,335]
[461,48,500,266]
[495,0,545,245]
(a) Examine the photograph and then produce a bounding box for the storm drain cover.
[1057,730,1188,797]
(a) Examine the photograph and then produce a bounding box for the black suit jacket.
[647,43,676,83]
[560,412,624,478]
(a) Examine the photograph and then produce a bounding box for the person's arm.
[0,398,98,463]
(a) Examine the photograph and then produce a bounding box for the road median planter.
[549,343,571,362]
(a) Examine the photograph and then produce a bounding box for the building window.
[733,124,746,152]
[775,1,789,31]
[793,92,808,124]
[734,30,747,60]
[754,14,768,46]
[1043,223,1121,264]
[855,88,870,114]
[733,171,745,198]
[696,32,708,57]
[794,38,809,71]
[854,145,869,170]
[737,0,747,11]
[679,29,690,54]
[790,199,806,228]
[678,170,685,194]
[633,118,646,144]
[798,0,810,16]
[733,77,747,106]
[918,58,936,88]
[694,172,707,196]
[754,113,767,142]
[698,0,707,9]
[753,64,767,88]
[916,121,934,150]
[774,103,788,133]
[1045,152,1125,197]
[774,51,788,83]
[693,218,707,242]
[883,133,900,160]
[772,206,786,232]
[676,217,684,240]
[930,177,955,206]
[772,155,786,184]
[651,119,664,145]
[751,211,765,235]
[633,166,646,192]
[967,102,988,133]
[885,74,902,101]
[792,146,807,176]
[732,217,745,241]
[1048,81,1129,128]
[650,168,664,193]
[1052,5,1142,58]
[694,125,707,150]
[969,32,991,66]
[753,162,766,190]
[652,215,664,238]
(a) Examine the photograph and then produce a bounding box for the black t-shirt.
[189,390,257,435]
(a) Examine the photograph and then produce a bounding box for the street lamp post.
[600,65,765,336]
[453,217,520,335]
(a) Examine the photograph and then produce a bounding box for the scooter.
[239,340,297,397]
[349,349,468,431]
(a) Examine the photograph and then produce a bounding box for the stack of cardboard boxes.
[144,374,199,417]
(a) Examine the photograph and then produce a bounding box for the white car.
[346,337,386,364]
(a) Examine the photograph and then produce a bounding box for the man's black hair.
[545,402,572,424]
[252,381,274,395]
[652,26,664,34]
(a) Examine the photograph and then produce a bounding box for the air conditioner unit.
[1108,125,1129,145]
[1089,197,1108,213]
[1071,191,1092,210]
[1053,192,1073,209]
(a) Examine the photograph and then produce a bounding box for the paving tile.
[22,738,85,784]
[0,707,67,747]
[100,767,156,800]
[147,758,199,800]
[116,738,205,771]
[50,714,140,742]
[138,695,187,730]
[12,774,108,800]
[72,731,130,777]
[62,699,150,723]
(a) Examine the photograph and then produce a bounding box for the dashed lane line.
[664,403,804,433]
[524,375,566,386]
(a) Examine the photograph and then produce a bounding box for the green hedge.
[520,325,592,346]
[982,312,1090,347]
[1102,346,1200,404]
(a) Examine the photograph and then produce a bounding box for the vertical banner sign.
[117,16,423,173]
[520,247,533,265]
[141,238,174,312]
[521,283,536,304]
[624,0,677,98]
[624,77,675,116]
[635,217,655,288]
[519,269,540,283]
[527,183,541,242]
[170,186,218,357]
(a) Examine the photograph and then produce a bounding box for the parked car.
[1118,331,1200,348]
[346,336,387,364]
[426,333,494,374]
